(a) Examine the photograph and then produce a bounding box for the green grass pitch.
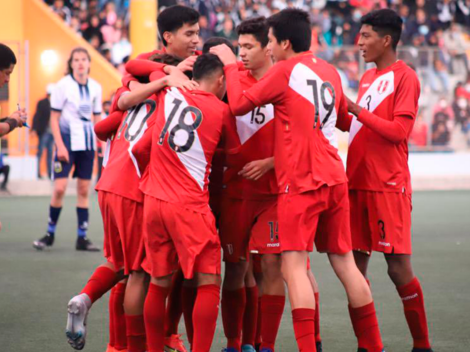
[0,191,469,351]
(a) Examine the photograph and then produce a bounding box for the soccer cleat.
[260,348,273,352]
[357,350,386,352]
[412,349,433,352]
[242,345,256,352]
[316,341,323,352]
[66,294,91,350]
[222,348,239,352]
[76,237,100,252]
[164,334,188,352]
[33,234,54,250]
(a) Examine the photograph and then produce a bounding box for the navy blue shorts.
[53,133,95,180]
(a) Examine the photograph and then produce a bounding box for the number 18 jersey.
[140,87,240,214]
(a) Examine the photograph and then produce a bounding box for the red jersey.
[140,87,240,214]
[96,91,158,203]
[347,60,420,193]
[224,70,278,200]
[225,52,348,195]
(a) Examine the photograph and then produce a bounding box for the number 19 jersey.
[140,87,240,214]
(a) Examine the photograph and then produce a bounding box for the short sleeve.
[50,80,66,112]
[244,62,288,107]
[393,69,420,120]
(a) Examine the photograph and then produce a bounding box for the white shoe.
[66,294,91,350]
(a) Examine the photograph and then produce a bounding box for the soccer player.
[0,43,27,137]
[346,9,433,352]
[33,47,102,251]
[141,53,239,352]
[217,17,282,352]
[211,8,384,352]
[65,64,195,351]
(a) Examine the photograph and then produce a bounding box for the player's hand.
[239,157,274,181]
[10,109,27,128]
[210,44,237,66]
[166,75,199,92]
[346,95,362,116]
[57,145,69,163]
[176,56,198,72]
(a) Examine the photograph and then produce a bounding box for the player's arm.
[94,111,124,141]
[50,110,69,162]
[336,93,353,132]
[132,124,154,175]
[0,110,26,137]
[118,74,198,111]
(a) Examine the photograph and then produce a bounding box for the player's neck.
[250,61,272,81]
[375,51,397,72]
[165,46,186,60]
[73,73,88,85]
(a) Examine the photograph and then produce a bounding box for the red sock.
[81,266,118,303]
[165,269,184,336]
[144,283,169,352]
[222,287,246,349]
[255,295,262,347]
[348,302,383,352]
[111,283,128,351]
[260,295,285,350]
[397,277,431,349]
[126,315,146,352]
[292,308,317,352]
[108,289,116,348]
[242,286,259,346]
[314,292,321,343]
[192,284,220,352]
[182,286,198,347]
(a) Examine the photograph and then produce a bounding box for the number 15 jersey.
[140,87,240,214]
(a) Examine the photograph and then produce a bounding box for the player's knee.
[53,185,66,199]
[262,255,282,280]
[225,260,249,278]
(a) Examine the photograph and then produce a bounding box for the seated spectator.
[443,22,470,74]
[50,0,72,24]
[428,58,450,93]
[452,95,470,146]
[0,153,10,191]
[432,112,451,146]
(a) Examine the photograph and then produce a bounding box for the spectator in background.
[51,0,72,24]
[0,153,10,191]
[83,15,104,46]
[443,22,470,75]
[432,112,451,146]
[429,58,450,93]
[32,85,54,179]
[452,94,470,146]
[216,16,238,48]
[438,0,457,29]
[410,112,429,147]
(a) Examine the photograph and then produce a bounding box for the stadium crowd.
[44,0,470,149]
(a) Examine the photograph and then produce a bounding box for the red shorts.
[143,195,221,279]
[98,191,145,275]
[219,197,278,262]
[278,183,352,254]
[349,190,412,255]
[249,201,281,255]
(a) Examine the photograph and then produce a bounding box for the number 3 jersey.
[347,61,420,194]
[223,70,278,200]
[140,87,240,214]
[225,52,349,195]
[96,88,157,203]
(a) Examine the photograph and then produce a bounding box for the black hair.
[193,53,224,81]
[237,17,269,48]
[67,47,91,75]
[202,37,236,54]
[267,9,311,53]
[158,5,200,47]
[361,9,403,51]
[0,43,17,70]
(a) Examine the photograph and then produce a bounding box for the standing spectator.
[443,22,470,75]
[32,47,102,252]
[0,153,10,191]
[32,85,54,179]
[437,0,457,29]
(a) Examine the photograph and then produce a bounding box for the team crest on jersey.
[377,80,390,95]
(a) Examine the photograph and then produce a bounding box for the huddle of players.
[65,4,433,352]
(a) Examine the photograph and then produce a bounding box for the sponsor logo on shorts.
[54,161,63,173]
[378,241,391,247]
[267,243,280,248]
[401,293,418,301]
